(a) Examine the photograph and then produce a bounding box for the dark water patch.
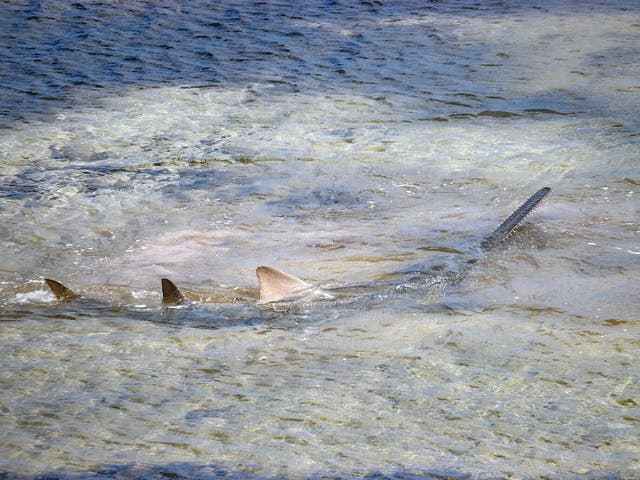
[429,97,474,108]
[477,110,522,118]
[441,107,581,122]
[0,463,626,480]
[524,108,570,115]
[0,159,252,206]
[0,164,145,202]
[416,246,466,255]
[1,171,43,201]
[3,1,636,127]
[309,241,347,251]
[266,187,377,220]
[452,93,480,99]
[48,145,110,162]
[185,408,233,422]
[0,303,146,323]
[448,113,477,120]
[420,117,449,122]
[232,156,287,165]
[179,83,222,90]
[0,300,267,330]
[157,304,267,330]
[602,318,635,327]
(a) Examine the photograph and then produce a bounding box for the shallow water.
[1,1,639,479]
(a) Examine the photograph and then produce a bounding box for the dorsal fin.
[161,278,186,305]
[44,278,77,301]
[256,266,313,303]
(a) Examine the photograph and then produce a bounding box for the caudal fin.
[256,266,313,303]
[44,278,77,301]
[161,278,186,305]
[481,187,551,251]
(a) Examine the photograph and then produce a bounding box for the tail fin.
[161,278,186,305]
[481,187,551,251]
[44,278,77,301]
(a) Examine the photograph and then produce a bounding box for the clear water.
[1,1,638,479]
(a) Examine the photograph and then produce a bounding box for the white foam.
[14,289,56,304]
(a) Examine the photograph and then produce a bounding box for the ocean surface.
[1,1,638,479]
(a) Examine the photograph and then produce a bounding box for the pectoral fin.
[161,278,186,305]
[44,278,77,301]
[256,266,313,303]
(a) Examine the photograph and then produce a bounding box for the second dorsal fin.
[161,278,186,305]
[44,278,77,301]
[256,266,313,303]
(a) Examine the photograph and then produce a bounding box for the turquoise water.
[1,2,638,479]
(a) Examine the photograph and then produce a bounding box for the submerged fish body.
[42,187,551,325]
[252,187,552,306]
[35,277,272,328]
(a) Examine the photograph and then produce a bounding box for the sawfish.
[250,186,551,305]
[44,187,550,320]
